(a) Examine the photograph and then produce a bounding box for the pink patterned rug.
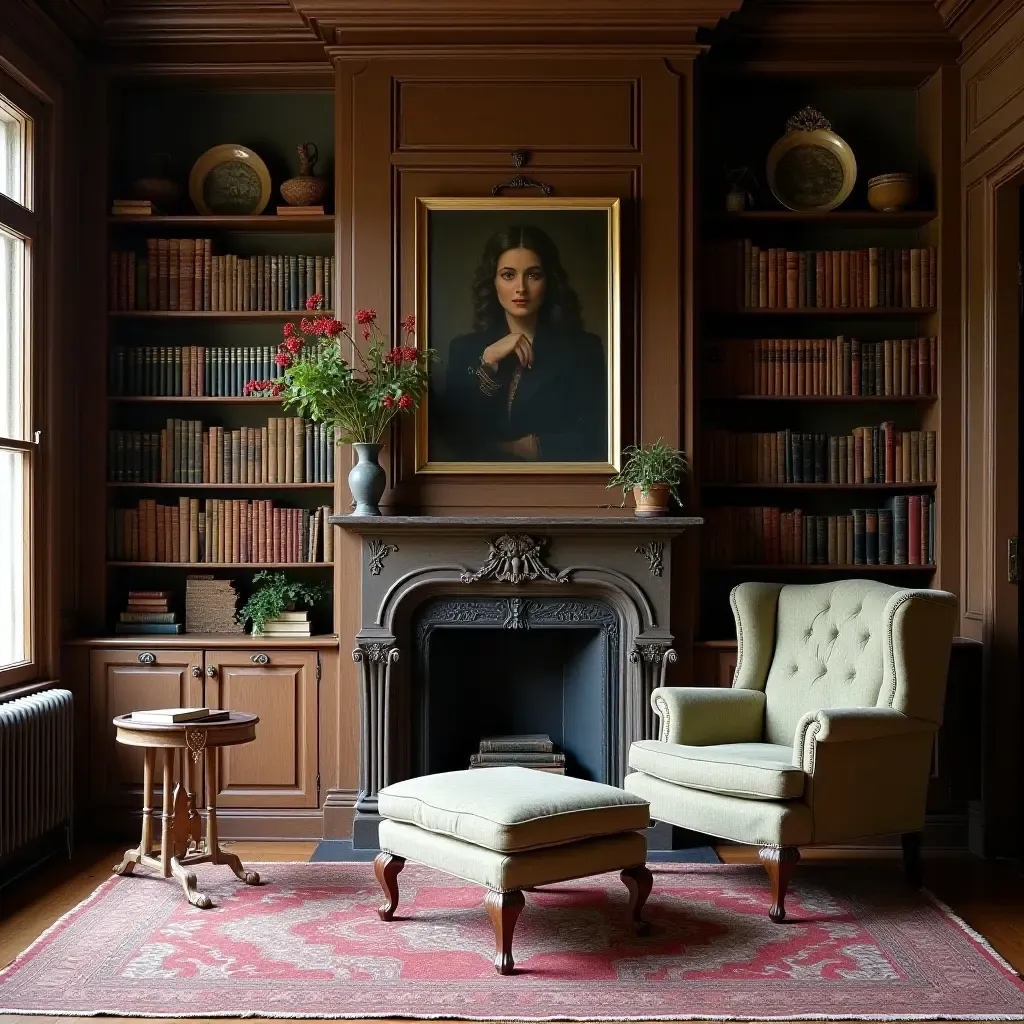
[2,861,1023,1019]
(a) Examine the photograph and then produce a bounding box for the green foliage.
[237,571,328,636]
[607,439,688,506]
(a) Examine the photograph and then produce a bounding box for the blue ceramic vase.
[348,442,386,516]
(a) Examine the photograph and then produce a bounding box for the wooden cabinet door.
[89,648,203,806]
[204,649,319,808]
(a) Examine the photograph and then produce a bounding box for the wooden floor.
[1,841,1022,1024]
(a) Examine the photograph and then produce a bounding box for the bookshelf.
[696,73,951,640]
[100,85,337,639]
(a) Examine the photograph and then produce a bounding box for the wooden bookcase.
[695,70,958,641]
[99,83,338,639]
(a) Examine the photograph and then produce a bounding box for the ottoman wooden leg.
[620,864,654,934]
[374,852,405,921]
[484,889,525,976]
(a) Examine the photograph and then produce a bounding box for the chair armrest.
[794,707,935,769]
[651,686,765,746]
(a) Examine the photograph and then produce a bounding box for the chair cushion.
[378,766,651,853]
[628,740,804,800]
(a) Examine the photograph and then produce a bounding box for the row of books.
[702,336,937,397]
[108,419,337,484]
[107,499,335,564]
[109,243,335,312]
[115,589,183,635]
[468,735,565,774]
[110,345,284,398]
[703,427,937,485]
[706,241,938,311]
[705,495,935,567]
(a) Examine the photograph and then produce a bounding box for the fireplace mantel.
[328,513,702,847]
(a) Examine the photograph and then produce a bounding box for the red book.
[884,421,895,484]
[930,336,938,394]
[908,495,922,565]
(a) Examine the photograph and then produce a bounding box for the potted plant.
[607,439,687,517]
[237,571,327,637]
[245,297,432,516]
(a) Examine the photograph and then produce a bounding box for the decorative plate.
[188,144,271,216]
[766,107,857,213]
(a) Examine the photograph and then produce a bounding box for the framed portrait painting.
[414,197,621,474]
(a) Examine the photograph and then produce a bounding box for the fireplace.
[412,596,619,781]
[327,515,702,848]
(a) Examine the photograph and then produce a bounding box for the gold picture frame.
[414,196,621,474]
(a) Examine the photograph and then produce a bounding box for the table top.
[113,711,259,732]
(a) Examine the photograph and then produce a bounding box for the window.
[0,85,37,683]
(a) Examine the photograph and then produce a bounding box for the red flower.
[362,326,371,342]
[271,383,283,396]
[284,336,303,354]
[398,394,413,410]
[324,318,344,337]
[402,313,416,333]
[283,322,295,338]
[306,293,323,311]
[275,352,292,368]
[300,317,315,334]
[355,308,377,325]
[382,394,395,409]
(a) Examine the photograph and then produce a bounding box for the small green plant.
[607,439,688,506]
[237,571,327,636]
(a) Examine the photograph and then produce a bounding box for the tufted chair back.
[729,580,958,746]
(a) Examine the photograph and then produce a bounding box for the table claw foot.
[220,850,260,885]
[172,858,213,909]
[114,849,140,876]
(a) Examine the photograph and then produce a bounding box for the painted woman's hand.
[502,434,541,460]
[481,333,533,372]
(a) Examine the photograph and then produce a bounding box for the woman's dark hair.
[471,224,584,333]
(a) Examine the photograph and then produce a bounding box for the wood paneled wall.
[954,0,1024,854]
[324,51,699,830]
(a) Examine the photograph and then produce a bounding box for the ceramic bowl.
[867,173,917,212]
[188,143,271,216]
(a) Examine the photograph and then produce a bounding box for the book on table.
[131,707,231,724]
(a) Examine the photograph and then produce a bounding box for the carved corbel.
[629,642,677,742]
[352,639,400,813]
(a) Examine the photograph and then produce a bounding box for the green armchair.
[624,580,958,921]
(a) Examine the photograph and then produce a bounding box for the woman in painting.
[441,224,607,462]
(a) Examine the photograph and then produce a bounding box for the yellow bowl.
[867,173,917,212]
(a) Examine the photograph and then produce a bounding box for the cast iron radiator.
[0,688,73,865]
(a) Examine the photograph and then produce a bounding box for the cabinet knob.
[250,653,270,666]
[207,665,217,678]
[138,652,156,665]
[191,665,201,678]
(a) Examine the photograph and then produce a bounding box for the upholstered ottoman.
[373,766,653,974]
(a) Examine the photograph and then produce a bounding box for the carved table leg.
[758,846,800,922]
[204,748,260,886]
[159,749,174,877]
[374,852,405,920]
[621,864,654,934]
[170,856,212,909]
[484,889,525,976]
[115,747,155,876]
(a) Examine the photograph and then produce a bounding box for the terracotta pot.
[633,483,671,517]
[280,142,329,207]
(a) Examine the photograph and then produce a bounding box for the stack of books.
[131,707,230,725]
[115,590,182,634]
[469,734,566,774]
[259,610,312,637]
[185,575,243,634]
[110,198,154,216]
[276,204,324,216]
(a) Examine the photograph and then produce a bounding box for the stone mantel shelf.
[330,515,703,535]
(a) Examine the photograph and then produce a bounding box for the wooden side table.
[112,711,261,908]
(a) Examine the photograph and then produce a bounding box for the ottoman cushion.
[378,766,650,853]
[378,819,648,892]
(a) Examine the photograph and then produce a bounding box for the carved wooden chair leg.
[901,831,923,888]
[484,888,526,975]
[758,846,800,922]
[620,864,654,934]
[374,852,405,921]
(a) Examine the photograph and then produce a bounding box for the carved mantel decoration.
[329,515,701,846]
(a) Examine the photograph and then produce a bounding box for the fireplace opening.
[410,597,619,784]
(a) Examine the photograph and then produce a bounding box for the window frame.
[0,67,48,692]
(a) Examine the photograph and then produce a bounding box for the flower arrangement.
[244,296,431,444]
